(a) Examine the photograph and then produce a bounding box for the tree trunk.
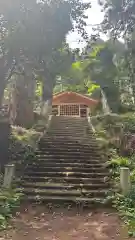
[0,78,6,107]
[41,99,52,117]
[102,85,121,113]
[40,73,55,117]
[9,74,35,127]
[0,57,10,107]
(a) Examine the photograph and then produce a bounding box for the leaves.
[0,189,22,230]
[101,0,135,38]
[0,0,91,105]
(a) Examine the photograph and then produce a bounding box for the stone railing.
[88,116,96,133]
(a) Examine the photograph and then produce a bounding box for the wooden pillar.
[58,105,60,116]
[79,105,81,117]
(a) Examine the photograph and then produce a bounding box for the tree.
[100,0,135,38]
[0,0,91,123]
[54,46,99,94]
[72,41,122,112]
[100,1,135,106]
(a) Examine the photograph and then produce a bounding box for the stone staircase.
[18,116,110,204]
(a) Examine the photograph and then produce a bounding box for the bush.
[12,126,41,147]
[10,126,41,164]
[92,113,135,156]
[113,189,135,237]
[108,154,135,236]
[0,189,22,230]
[93,113,135,236]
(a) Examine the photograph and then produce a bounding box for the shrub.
[0,189,22,230]
[112,189,135,237]
[108,154,135,236]
[10,126,41,164]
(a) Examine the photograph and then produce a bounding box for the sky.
[67,0,105,49]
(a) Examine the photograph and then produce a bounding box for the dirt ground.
[0,205,134,240]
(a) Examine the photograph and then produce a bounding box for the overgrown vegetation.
[108,155,135,237]
[0,189,22,230]
[0,125,41,230]
[10,126,40,164]
[93,113,135,236]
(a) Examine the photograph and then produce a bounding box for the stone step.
[40,143,98,149]
[36,158,102,164]
[25,195,105,204]
[50,124,91,126]
[40,138,98,145]
[47,129,92,133]
[19,182,110,190]
[36,156,102,161]
[34,158,102,163]
[39,145,99,152]
[36,151,101,157]
[25,166,108,173]
[51,118,88,122]
[46,134,90,137]
[50,126,90,129]
[37,151,102,157]
[39,144,99,150]
[49,122,89,125]
[44,133,93,137]
[26,162,105,168]
[17,115,109,204]
[20,188,108,198]
[48,130,91,133]
[39,141,97,148]
[48,127,88,130]
[47,130,87,134]
[38,146,101,153]
[25,162,105,169]
[46,131,91,135]
[22,176,106,184]
[24,171,108,178]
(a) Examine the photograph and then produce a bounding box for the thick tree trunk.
[40,72,55,117]
[9,74,35,127]
[41,99,52,117]
[102,85,121,113]
[0,57,10,107]
[101,89,111,114]
[0,78,6,107]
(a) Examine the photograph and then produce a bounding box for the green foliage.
[12,126,40,146]
[0,189,22,230]
[10,126,40,164]
[100,1,135,108]
[92,113,135,137]
[108,156,130,168]
[108,154,135,236]
[100,0,135,38]
[112,190,135,237]
[0,0,91,104]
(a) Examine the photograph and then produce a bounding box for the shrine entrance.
[59,105,79,117]
[52,91,98,118]
[52,104,89,117]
